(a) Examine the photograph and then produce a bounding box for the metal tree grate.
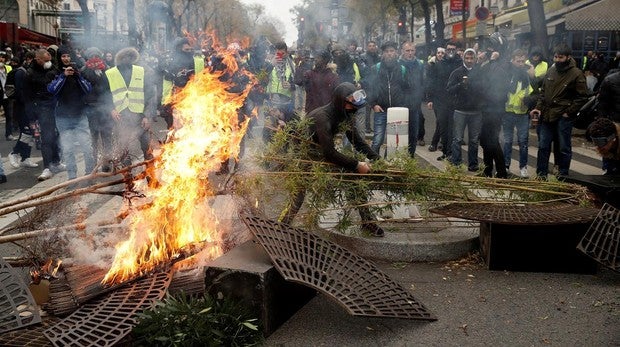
[577,203,620,272]
[240,213,437,321]
[429,203,599,225]
[0,317,60,346]
[44,271,171,347]
[0,257,41,333]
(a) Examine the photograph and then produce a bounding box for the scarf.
[86,57,106,71]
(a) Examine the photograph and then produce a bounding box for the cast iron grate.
[0,317,60,346]
[0,257,41,333]
[44,271,171,347]
[577,203,620,272]
[240,213,437,321]
[429,203,599,225]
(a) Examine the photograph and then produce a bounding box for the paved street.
[1,109,619,346]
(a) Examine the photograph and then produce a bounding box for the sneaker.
[6,134,18,141]
[21,158,39,168]
[0,175,6,184]
[361,222,385,237]
[437,154,447,161]
[520,166,529,178]
[50,162,66,173]
[38,168,53,181]
[8,153,20,168]
[417,139,425,146]
[428,144,437,152]
[437,143,443,150]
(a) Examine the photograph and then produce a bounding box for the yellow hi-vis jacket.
[265,61,294,98]
[161,56,205,105]
[505,80,533,115]
[106,65,145,114]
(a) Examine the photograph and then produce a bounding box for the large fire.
[102,49,252,285]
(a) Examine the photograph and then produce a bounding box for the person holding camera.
[47,46,94,181]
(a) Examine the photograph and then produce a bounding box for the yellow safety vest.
[525,60,548,78]
[505,81,533,114]
[161,56,205,105]
[265,62,294,98]
[353,63,361,83]
[533,61,547,78]
[106,65,145,114]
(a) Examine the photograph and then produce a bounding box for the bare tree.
[527,0,548,57]
[420,0,432,47]
[433,0,445,44]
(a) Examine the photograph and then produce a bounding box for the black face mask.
[555,60,570,70]
[345,104,360,116]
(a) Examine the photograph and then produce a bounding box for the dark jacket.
[47,63,92,116]
[365,61,409,111]
[535,57,589,122]
[307,82,380,171]
[446,64,485,112]
[82,63,113,108]
[424,56,462,103]
[597,70,620,122]
[334,53,359,84]
[399,58,424,109]
[481,59,511,108]
[301,66,339,113]
[25,62,58,106]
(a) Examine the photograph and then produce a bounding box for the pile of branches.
[237,118,593,231]
[0,160,153,245]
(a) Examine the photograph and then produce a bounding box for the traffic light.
[397,13,407,35]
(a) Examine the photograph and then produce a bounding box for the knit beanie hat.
[85,47,103,59]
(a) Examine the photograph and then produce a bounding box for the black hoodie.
[307,82,380,171]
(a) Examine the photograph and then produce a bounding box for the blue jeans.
[342,108,367,151]
[502,112,529,169]
[35,104,61,169]
[407,107,420,156]
[371,111,387,154]
[56,115,95,180]
[450,110,482,170]
[536,117,573,176]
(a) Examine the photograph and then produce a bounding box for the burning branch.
[0,220,119,244]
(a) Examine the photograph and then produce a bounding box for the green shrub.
[132,293,263,346]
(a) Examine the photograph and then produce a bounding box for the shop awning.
[565,0,620,31]
[18,27,57,46]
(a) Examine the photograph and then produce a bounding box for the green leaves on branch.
[239,118,591,231]
[132,293,263,347]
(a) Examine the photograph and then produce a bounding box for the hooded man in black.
[159,37,204,128]
[280,82,385,236]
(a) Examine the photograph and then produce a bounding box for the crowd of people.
[0,36,618,205]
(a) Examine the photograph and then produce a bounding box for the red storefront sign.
[450,0,470,16]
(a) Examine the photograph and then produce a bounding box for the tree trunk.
[527,0,548,57]
[434,0,445,44]
[421,0,432,48]
[76,0,91,42]
[127,0,138,47]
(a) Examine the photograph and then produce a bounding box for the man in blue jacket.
[47,46,94,181]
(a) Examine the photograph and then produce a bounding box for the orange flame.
[102,48,253,285]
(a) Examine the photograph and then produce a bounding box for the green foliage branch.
[132,293,263,347]
[237,118,591,232]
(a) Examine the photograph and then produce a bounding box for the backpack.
[375,62,406,78]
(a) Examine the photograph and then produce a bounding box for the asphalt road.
[264,259,620,346]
